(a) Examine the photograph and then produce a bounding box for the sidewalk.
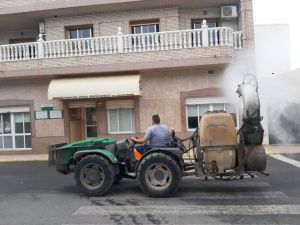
[0,145,300,163]
[264,145,300,155]
[0,154,48,163]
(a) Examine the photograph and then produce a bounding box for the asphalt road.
[0,155,300,225]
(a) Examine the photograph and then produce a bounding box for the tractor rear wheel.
[137,153,181,197]
[74,155,114,196]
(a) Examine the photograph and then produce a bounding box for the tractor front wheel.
[74,155,114,196]
[137,153,181,197]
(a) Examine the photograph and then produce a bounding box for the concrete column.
[117,27,124,53]
[201,19,209,47]
[37,34,45,59]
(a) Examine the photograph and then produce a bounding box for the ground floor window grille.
[0,109,31,150]
[186,102,237,130]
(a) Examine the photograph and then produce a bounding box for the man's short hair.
[152,114,160,123]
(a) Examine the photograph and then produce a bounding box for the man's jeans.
[134,144,150,154]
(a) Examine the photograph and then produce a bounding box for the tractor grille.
[48,143,67,167]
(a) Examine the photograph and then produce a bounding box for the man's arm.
[131,127,151,144]
[130,136,148,144]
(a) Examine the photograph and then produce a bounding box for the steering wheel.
[128,137,138,148]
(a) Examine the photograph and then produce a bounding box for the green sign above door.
[41,104,54,111]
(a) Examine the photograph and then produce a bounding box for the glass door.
[85,108,97,138]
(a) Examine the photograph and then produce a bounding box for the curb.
[264,145,300,155]
[0,154,48,163]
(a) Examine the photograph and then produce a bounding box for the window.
[192,20,218,29]
[131,23,159,34]
[192,20,218,46]
[186,103,238,130]
[186,104,209,130]
[108,108,134,134]
[107,100,135,134]
[225,103,238,127]
[85,108,97,138]
[0,109,31,150]
[68,27,93,39]
[131,23,159,46]
[67,26,93,54]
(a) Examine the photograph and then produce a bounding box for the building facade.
[0,0,254,155]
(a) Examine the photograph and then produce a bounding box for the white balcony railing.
[0,22,243,63]
[0,42,39,61]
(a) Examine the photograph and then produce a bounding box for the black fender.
[73,149,118,164]
[136,148,184,172]
[73,149,119,175]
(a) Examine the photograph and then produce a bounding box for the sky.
[253,0,300,69]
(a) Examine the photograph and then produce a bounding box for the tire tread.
[137,152,181,197]
[74,154,114,196]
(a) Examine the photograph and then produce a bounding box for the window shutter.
[0,106,30,113]
[185,97,226,105]
[69,101,96,108]
[106,100,134,109]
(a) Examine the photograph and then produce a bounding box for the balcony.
[0,25,243,77]
[0,1,241,31]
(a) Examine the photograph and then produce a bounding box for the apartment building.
[0,0,254,155]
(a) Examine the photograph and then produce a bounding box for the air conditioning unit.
[221,6,238,18]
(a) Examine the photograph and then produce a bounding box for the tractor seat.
[168,130,178,147]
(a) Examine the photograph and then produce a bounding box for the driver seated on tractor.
[131,114,169,157]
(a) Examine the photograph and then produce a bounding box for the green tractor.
[49,137,185,197]
[49,76,268,197]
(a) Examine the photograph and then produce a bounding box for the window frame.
[131,23,160,34]
[130,22,160,48]
[67,26,93,39]
[85,107,97,139]
[107,108,135,134]
[185,102,239,132]
[191,19,219,29]
[191,19,219,47]
[0,110,31,151]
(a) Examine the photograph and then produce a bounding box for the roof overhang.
[48,74,141,100]
[0,0,240,30]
